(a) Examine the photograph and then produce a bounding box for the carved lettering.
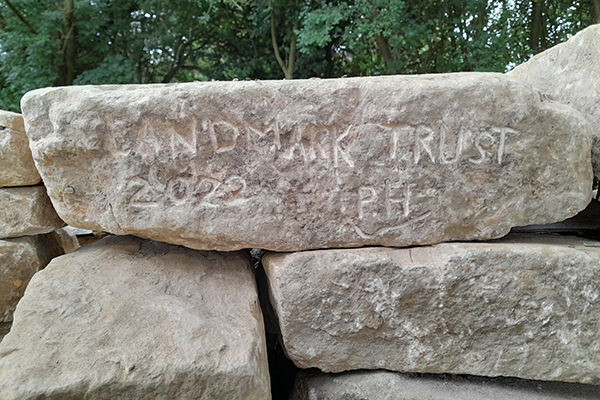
[280,126,308,163]
[105,114,515,170]
[246,121,281,152]
[385,180,410,218]
[414,125,436,164]
[493,127,513,164]
[439,124,463,164]
[209,121,239,153]
[334,125,355,168]
[307,126,332,163]
[468,127,514,165]
[126,177,159,207]
[358,186,377,220]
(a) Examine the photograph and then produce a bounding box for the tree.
[0,0,597,111]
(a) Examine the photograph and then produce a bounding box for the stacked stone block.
[1,28,600,398]
[0,111,65,331]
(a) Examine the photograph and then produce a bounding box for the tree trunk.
[62,0,76,85]
[374,34,393,67]
[593,0,600,22]
[530,0,545,54]
[270,5,295,79]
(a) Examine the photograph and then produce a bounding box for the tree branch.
[2,0,36,34]
[287,24,297,79]
[270,5,288,77]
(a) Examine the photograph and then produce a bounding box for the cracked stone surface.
[0,186,65,239]
[21,73,592,251]
[0,235,271,400]
[508,24,600,178]
[0,233,63,323]
[263,234,600,384]
[0,110,41,187]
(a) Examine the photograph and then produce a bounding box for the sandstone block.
[21,74,592,251]
[0,234,64,323]
[0,110,41,187]
[290,370,600,400]
[263,234,600,384]
[0,235,270,400]
[507,24,600,178]
[0,186,65,239]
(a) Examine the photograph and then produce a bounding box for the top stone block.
[21,74,592,251]
[507,24,600,179]
[0,110,41,187]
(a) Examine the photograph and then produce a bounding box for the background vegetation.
[0,0,598,111]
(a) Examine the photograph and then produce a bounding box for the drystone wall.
[1,24,600,400]
[0,110,66,329]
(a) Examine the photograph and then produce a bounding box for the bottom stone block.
[263,234,600,384]
[0,233,64,323]
[0,235,271,400]
[290,370,600,400]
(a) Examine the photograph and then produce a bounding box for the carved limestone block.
[22,74,592,251]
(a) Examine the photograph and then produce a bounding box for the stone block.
[0,233,63,323]
[21,74,592,251]
[0,186,65,239]
[508,24,600,178]
[290,370,600,400]
[263,234,600,384]
[0,235,271,399]
[0,110,41,187]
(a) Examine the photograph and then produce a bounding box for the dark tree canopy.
[0,0,598,111]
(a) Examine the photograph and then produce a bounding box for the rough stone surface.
[0,110,41,187]
[52,227,80,253]
[0,233,64,323]
[0,235,271,400]
[507,24,600,178]
[21,74,592,251]
[290,370,600,400]
[263,234,600,384]
[0,186,65,239]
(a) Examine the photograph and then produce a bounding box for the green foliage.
[73,54,137,85]
[0,0,597,111]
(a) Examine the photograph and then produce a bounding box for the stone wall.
[1,23,600,400]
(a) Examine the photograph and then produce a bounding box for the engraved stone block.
[0,236,271,400]
[0,186,65,239]
[263,234,600,384]
[22,74,592,251]
[290,370,600,400]
[0,110,41,187]
[508,24,600,179]
[0,234,63,323]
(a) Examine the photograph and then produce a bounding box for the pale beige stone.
[0,235,270,400]
[263,234,600,384]
[290,370,600,400]
[0,110,41,187]
[22,74,592,251]
[0,186,65,238]
[0,234,63,323]
[507,24,600,178]
[52,227,80,253]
